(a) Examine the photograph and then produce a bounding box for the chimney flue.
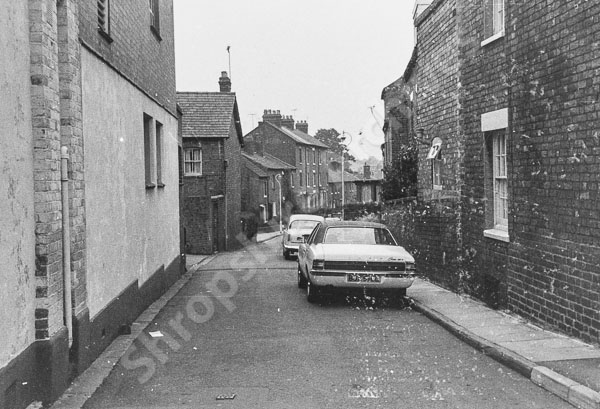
[295,120,308,134]
[219,71,231,92]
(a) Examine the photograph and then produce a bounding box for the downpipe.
[61,146,73,346]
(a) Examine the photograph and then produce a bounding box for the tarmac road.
[82,237,571,408]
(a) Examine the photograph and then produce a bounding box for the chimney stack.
[363,164,371,179]
[295,120,308,134]
[262,109,282,127]
[281,115,295,130]
[219,71,231,92]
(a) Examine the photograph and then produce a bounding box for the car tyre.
[297,264,307,289]
[283,250,290,260]
[306,279,320,303]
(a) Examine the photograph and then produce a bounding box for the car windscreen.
[289,220,320,230]
[323,227,397,245]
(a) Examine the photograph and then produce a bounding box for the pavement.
[409,278,600,409]
[50,244,600,409]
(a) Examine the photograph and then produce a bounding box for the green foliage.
[381,142,418,200]
[314,128,356,162]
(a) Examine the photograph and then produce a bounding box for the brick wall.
[29,0,65,341]
[506,1,600,342]
[457,0,511,308]
[78,0,176,115]
[182,139,223,254]
[224,123,243,249]
[415,0,461,201]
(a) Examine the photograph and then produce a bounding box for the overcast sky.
[174,1,416,160]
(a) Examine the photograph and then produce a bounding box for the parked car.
[297,220,415,303]
[281,214,325,259]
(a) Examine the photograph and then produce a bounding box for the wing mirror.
[302,234,311,243]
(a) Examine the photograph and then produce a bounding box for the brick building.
[177,73,244,254]
[0,1,181,407]
[244,111,329,212]
[384,0,600,344]
[241,152,295,224]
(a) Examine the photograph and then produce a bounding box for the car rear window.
[289,220,320,230]
[323,227,397,245]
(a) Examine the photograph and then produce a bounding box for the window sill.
[98,28,113,43]
[481,30,504,47]
[146,183,156,190]
[150,25,162,41]
[483,228,509,242]
[157,183,165,188]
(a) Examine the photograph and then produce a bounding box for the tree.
[314,128,356,162]
[381,141,418,200]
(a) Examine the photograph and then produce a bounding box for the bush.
[381,142,418,200]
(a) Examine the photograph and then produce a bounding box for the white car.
[297,220,415,303]
[282,214,324,260]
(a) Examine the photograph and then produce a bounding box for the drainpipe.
[61,146,73,346]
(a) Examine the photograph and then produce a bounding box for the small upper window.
[482,0,505,46]
[97,0,110,37]
[184,148,202,176]
[427,138,443,190]
[149,0,161,38]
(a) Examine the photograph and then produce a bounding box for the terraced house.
[244,110,329,213]
[384,0,600,345]
[0,1,181,407]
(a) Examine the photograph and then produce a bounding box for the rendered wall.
[0,1,36,368]
[82,49,180,318]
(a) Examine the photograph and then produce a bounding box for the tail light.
[405,262,415,272]
[312,259,325,270]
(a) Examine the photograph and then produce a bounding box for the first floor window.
[262,180,268,197]
[299,170,303,187]
[98,0,110,34]
[149,0,160,35]
[493,132,508,229]
[427,137,443,189]
[184,148,202,176]
[483,0,505,41]
[291,172,295,187]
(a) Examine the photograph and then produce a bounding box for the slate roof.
[242,156,269,178]
[177,92,242,141]
[242,152,295,171]
[265,122,329,149]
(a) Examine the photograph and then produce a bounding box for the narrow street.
[83,238,570,409]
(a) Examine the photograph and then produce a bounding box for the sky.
[174,1,416,160]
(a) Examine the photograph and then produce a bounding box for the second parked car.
[281,214,324,259]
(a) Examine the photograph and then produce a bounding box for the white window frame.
[493,133,508,230]
[184,148,202,176]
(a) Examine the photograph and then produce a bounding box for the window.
[299,170,303,187]
[312,148,316,164]
[298,147,303,164]
[318,171,321,186]
[493,133,508,230]
[312,170,316,187]
[184,148,202,176]
[155,121,163,186]
[262,180,268,197]
[306,171,309,187]
[291,172,295,187]
[97,0,110,35]
[143,114,155,188]
[482,0,505,45]
[149,0,160,37]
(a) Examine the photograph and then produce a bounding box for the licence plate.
[347,273,381,283]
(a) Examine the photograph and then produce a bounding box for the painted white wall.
[82,49,180,318]
[0,3,36,367]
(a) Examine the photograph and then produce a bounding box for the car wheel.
[297,264,307,289]
[283,250,290,260]
[306,279,320,303]
[397,288,407,298]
